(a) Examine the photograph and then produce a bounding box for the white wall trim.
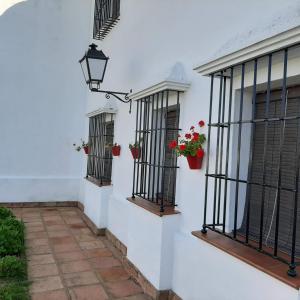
[194,25,300,76]
[129,80,190,101]
[86,107,118,117]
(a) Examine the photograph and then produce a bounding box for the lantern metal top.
[79,43,109,62]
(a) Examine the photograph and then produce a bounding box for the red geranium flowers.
[168,120,206,158]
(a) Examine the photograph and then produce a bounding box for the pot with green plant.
[112,143,121,156]
[169,120,206,170]
[73,139,89,154]
[129,142,140,159]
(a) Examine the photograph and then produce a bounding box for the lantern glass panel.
[88,58,107,82]
[80,58,89,83]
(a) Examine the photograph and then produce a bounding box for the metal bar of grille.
[213,73,223,229]
[259,54,272,249]
[274,49,288,257]
[245,59,258,243]
[202,75,214,233]
[217,76,226,223]
[233,63,245,239]
[222,68,233,233]
[132,99,139,198]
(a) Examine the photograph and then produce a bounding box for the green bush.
[0,224,24,257]
[0,219,24,237]
[0,256,26,279]
[0,208,14,221]
[0,282,29,300]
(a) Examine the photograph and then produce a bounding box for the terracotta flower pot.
[83,146,89,155]
[130,147,140,159]
[112,145,121,156]
[187,155,203,169]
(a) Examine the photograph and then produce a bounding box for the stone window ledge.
[192,230,300,289]
[127,196,180,217]
[85,176,112,188]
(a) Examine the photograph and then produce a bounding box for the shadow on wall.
[0,0,90,177]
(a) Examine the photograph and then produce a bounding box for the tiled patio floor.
[13,207,150,300]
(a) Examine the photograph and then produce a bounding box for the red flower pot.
[130,148,140,159]
[112,146,121,156]
[187,155,203,169]
[83,146,89,155]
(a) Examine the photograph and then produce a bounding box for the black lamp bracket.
[91,88,132,113]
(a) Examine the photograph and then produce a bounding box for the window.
[131,90,181,212]
[93,0,120,40]
[86,113,114,185]
[202,44,300,276]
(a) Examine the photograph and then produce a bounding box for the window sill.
[85,176,112,188]
[192,230,300,289]
[127,196,180,217]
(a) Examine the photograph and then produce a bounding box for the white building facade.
[1,1,300,299]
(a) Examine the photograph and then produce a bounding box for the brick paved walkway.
[13,207,150,300]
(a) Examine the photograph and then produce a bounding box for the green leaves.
[0,208,14,220]
[0,256,26,279]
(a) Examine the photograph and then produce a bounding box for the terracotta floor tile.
[27,245,52,255]
[69,285,108,300]
[48,230,72,238]
[26,221,44,227]
[55,251,86,262]
[106,280,143,298]
[83,248,113,259]
[60,260,92,274]
[89,256,121,269]
[29,263,59,278]
[53,242,80,253]
[46,224,69,231]
[45,220,65,226]
[121,296,151,300]
[43,215,64,222]
[23,217,42,223]
[70,223,87,229]
[26,226,45,233]
[79,240,105,250]
[28,254,55,266]
[97,266,130,282]
[49,236,76,245]
[63,271,99,287]
[30,276,64,293]
[26,231,48,240]
[74,233,98,242]
[31,289,69,300]
[64,217,85,225]
[27,238,49,247]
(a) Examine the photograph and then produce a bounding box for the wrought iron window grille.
[86,113,115,185]
[131,90,182,212]
[93,0,120,40]
[201,44,300,277]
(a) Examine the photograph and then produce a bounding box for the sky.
[0,0,25,16]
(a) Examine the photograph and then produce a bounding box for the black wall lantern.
[79,44,131,110]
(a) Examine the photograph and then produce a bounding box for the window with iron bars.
[93,0,120,40]
[86,113,114,186]
[131,90,181,212]
[201,44,300,276]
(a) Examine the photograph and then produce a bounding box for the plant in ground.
[169,120,206,157]
[0,208,14,220]
[0,282,29,300]
[0,256,26,279]
[0,219,25,257]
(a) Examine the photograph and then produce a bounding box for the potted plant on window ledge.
[112,143,121,156]
[169,120,206,170]
[73,139,89,155]
[129,142,141,159]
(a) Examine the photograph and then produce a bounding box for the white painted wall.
[0,0,92,202]
[83,1,300,299]
[2,0,300,299]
